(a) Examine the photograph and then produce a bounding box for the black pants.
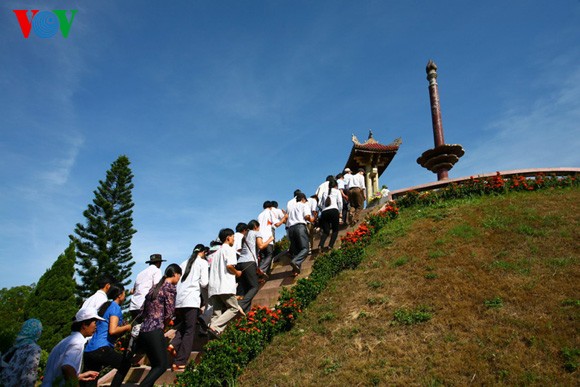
[82,346,131,387]
[236,261,259,313]
[137,329,168,387]
[319,208,340,249]
[258,244,274,274]
[171,307,199,365]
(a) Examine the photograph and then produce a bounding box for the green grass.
[238,188,580,386]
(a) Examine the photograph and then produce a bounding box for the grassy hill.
[237,189,579,386]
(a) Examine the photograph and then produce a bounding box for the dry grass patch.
[238,189,579,386]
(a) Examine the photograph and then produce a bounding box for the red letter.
[13,10,39,38]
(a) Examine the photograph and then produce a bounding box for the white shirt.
[343,173,352,189]
[337,179,345,190]
[81,290,108,311]
[307,197,318,223]
[208,244,237,297]
[320,188,343,213]
[271,208,285,224]
[175,257,208,309]
[349,173,366,189]
[257,208,274,245]
[238,230,260,264]
[42,332,85,386]
[130,265,162,311]
[315,181,329,202]
[233,232,244,255]
[286,198,311,227]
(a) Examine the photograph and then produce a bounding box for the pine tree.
[70,155,136,299]
[26,242,78,350]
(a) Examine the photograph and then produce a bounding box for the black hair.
[106,283,125,301]
[97,275,115,290]
[293,189,302,198]
[336,173,344,179]
[182,244,206,282]
[310,194,319,202]
[326,175,336,183]
[263,201,272,209]
[210,239,222,247]
[218,228,235,243]
[247,219,260,230]
[235,222,248,233]
[325,180,338,207]
[296,192,307,202]
[271,201,279,208]
[149,263,182,301]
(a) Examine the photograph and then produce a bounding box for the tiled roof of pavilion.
[344,131,401,177]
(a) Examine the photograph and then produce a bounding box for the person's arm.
[256,236,273,250]
[108,315,131,336]
[226,264,242,277]
[62,365,99,384]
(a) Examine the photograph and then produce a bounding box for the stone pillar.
[426,60,448,180]
[365,165,372,202]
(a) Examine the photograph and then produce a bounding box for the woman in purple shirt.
[138,264,182,387]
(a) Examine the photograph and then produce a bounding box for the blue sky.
[1,1,579,289]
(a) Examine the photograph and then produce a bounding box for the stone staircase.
[98,215,374,386]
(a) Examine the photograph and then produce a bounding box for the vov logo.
[13,10,77,38]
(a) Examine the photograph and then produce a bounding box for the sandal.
[172,364,186,371]
[167,345,177,357]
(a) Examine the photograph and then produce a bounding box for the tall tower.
[417,60,464,180]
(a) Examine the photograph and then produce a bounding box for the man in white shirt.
[129,254,165,319]
[233,223,248,258]
[343,168,353,190]
[348,168,367,226]
[270,201,288,242]
[257,201,275,275]
[42,307,104,386]
[286,191,313,275]
[336,173,349,225]
[208,228,242,336]
[81,275,114,310]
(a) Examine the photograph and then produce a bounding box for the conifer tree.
[26,242,78,350]
[70,155,136,299]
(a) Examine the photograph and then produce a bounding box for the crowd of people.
[0,167,381,386]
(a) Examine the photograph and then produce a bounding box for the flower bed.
[395,172,578,208]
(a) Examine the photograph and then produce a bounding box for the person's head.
[164,263,182,285]
[329,180,338,189]
[247,219,260,231]
[271,201,279,208]
[326,175,336,183]
[97,275,115,293]
[293,189,302,198]
[193,243,206,258]
[182,244,207,282]
[146,253,166,268]
[336,173,344,180]
[107,283,126,303]
[72,307,104,337]
[235,222,248,234]
[344,167,352,174]
[310,194,319,203]
[218,228,235,246]
[15,318,42,346]
[358,168,365,174]
[295,192,307,202]
[262,200,272,209]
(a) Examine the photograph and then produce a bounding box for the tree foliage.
[25,242,78,351]
[70,155,136,299]
[0,284,34,352]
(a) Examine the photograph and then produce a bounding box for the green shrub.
[393,305,433,325]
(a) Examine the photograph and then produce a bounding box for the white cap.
[74,307,105,322]
[344,168,352,173]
